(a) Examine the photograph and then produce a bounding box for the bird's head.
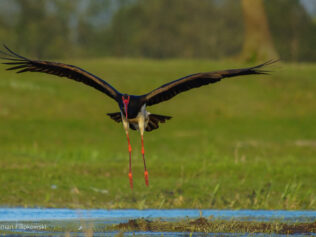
[122,94,130,101]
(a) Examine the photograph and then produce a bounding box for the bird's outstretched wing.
[0,45,121,101]
[143,60,278,106]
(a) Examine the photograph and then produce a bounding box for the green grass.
[0,58,315,209]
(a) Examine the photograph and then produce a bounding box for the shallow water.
[0,208,315,236]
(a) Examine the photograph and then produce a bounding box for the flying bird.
[0,45,277,189]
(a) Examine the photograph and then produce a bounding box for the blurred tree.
[105,0,243,59]
[265,0,316,61]
[12,0,76,58]
[240,0,278,62]
[0,0,315,61]
[75,0,112,57]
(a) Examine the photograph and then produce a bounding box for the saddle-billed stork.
[0,45,277,189]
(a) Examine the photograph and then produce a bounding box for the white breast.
[122,104,150,132]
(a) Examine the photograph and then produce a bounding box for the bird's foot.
[144,170,149,186]
[129,172,133,190]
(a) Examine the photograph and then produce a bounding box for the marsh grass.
[111,217,316,235]
[0,59,315,209]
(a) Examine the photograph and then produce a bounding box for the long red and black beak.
[122,95,130,120]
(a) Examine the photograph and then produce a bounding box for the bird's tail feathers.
[107,112,122,123]
[146,114,172,132]
[107,112,172,132]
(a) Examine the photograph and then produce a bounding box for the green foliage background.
[0,0,315,61]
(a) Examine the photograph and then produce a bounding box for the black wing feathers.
[144,60,278,106]
[0,45,120,101]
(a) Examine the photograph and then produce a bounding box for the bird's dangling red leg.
[126,132,133,189]
[141,135,149,186]
[122,95,133,190]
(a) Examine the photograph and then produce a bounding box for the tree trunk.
[241,0,278,62]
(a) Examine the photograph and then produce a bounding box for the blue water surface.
[0,208,315,236]
[0,208,315,222]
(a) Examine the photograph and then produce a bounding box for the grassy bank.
[112,218,316,235]
[0,59,315,209]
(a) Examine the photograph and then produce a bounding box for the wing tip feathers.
[0,44,29,61]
